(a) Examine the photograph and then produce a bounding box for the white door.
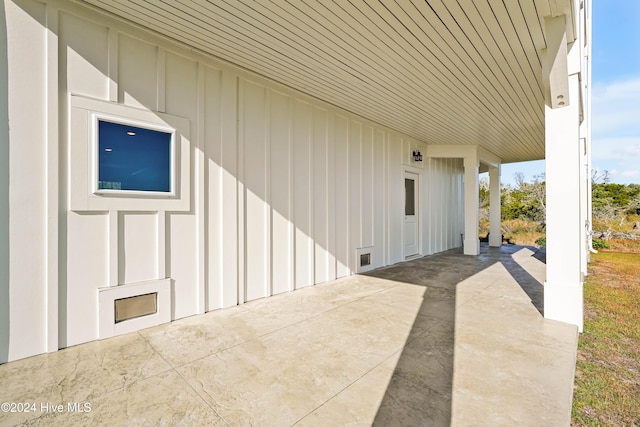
[404,172,419,258]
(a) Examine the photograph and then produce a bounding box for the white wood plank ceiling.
[79,0,576,164]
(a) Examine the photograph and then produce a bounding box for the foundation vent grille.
[115,292,158,323]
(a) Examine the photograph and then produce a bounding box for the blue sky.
[500,0,640,186]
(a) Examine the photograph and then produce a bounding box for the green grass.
[571,252,640,426]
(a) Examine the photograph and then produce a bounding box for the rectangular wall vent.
[360,253,371,267]
[115,292,157,323]
[355,246,375,273]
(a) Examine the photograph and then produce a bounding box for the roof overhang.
[77,0,579,164]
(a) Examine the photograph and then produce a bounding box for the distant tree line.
[479,170,640,239]
[479,172,546,228]
[590,171,640,222]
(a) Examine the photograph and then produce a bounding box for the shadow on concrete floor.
[363,243,547,425]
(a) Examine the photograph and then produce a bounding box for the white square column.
[488,165,502,247]
[463,156,480,255]
[544,73,584,331]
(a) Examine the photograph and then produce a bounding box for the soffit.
[79,0,576,164]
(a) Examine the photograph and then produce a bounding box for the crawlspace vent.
[360,253,371,267]
[115,292,157,323]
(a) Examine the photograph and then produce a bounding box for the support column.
[463,156,480,255]
[544,73,583,331]
[488,165,502,247]
[542,12,584,331]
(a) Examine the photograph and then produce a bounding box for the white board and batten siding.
[2,0,464,360]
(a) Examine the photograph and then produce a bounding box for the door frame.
[403,168,422,258]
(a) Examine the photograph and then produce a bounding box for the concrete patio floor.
[0,244,578,426]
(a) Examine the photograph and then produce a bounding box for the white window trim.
[70,95,191,212]
[91,112,177,198]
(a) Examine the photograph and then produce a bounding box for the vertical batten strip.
[443,159,447,250]
[313,106,329,284]
[372,129,384,267]
[442,159,446,251]
[240,80,268,300]
[432,159,437,253]
[447,159,452,248]
[439,160,444,252]
[304,104,311,288]
[442,160,447,251]
[265,89,272,297]
[291,99,309,289]
[425,157,431,255]
[422,156,427,255]
[107,28,118,102]
[454,161,458,248]
[196,63,206,313]
[237,79,245,304]
[327,111,336,280]
[308,106,315,286]
[450,160,456,249]
[460,163,465,247]
[156,48,166,112]
[382,132,388,264]
[431,158,436,253]
[358,125,363,250]
[453,159,458,248]
[219,70,238,308]
[204,66,223,310]
[108,211,118,287]
[385,134,391,264]
[307,102,313,287]
[430,157,434,254]
[348,120,361,270]
[157,211,166,278]
[287,96,294,291]
[268,90,291,295]
[46,4,59,354]
[325,111,331,281]
[361,126,373,249]
[334,115,349,277]
[345,120,350,274]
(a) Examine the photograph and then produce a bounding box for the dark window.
[405,178,415,215]
[98,120,172,193]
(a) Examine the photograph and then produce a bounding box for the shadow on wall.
[56,12,381,305]
[5,0,466,360]
[363,244,544,424]
[1,2,11,364]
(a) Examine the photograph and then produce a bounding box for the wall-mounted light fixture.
[412,150,423,162]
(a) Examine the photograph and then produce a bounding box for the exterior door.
[404,172,419,257]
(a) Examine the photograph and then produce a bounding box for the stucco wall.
[1,0,464,362]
